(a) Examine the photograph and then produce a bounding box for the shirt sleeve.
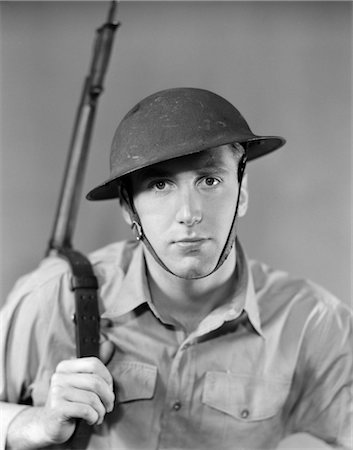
[0,258,73,450]
[286,289,353,449]
[0,404,30,450]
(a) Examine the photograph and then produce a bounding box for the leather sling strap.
[58,249,100,448]
[59,248,100,358]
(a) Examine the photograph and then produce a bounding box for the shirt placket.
[158,330,196,449]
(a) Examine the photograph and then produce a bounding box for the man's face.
[124,145,248,279]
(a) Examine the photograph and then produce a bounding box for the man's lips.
[173,237,209,246]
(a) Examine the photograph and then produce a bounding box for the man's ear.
[121,198,133,226]
[237,173,249,218]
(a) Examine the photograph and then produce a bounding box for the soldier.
[1,88,352,449]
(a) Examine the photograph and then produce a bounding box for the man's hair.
[230,142,245,156]
[229,142,246,181]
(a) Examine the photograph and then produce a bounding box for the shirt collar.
[237,240,264,337]
[101,240,264,338]
[101,243,151,319]
[195,240,264,338]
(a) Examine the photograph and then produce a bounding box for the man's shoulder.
[249,258,352,323]
[1,241,141,361]
[89,239,140,276]
[4,240,140,311]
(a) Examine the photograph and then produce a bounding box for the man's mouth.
[173,237,209,247]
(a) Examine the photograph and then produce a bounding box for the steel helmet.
[86,87,285,200]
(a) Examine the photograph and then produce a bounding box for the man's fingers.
[56,357,113,388]
[59,401,100,426]
[58,386,107,423]
[51,372,115,413]
[48,357,115,430]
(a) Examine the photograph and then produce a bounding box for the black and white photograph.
[0,1,352,449]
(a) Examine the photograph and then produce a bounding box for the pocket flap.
[202,371,290,421]
[110,361,157,403]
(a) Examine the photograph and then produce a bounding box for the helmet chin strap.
[121,150,247,280]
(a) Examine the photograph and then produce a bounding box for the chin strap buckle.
[131,220,143,241]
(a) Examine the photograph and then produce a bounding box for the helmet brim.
[86,134,285,201]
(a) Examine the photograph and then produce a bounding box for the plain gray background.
[0,2,351,448]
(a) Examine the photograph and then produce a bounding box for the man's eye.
[202,177,220,187]
[152,180,167,190]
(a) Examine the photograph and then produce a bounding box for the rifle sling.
[59,248,100,358]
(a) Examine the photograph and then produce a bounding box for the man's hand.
[41,357,115,443]
[6,356,115,449]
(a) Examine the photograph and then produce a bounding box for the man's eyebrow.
[143,166,228,177]
[136,161,230,181]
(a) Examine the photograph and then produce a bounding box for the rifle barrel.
[47,1,119,255]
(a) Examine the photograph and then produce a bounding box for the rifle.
[46,1,119,359]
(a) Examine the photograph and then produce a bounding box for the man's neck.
[145,248,237,333]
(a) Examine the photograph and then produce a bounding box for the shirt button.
[241,409,250,419]
[173,401,182,411]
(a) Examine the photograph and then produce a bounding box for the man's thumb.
[99,337,115,364]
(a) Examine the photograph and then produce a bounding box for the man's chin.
[170,260,216,280]
[144,246,219,279]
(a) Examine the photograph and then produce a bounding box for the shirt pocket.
[202,371,291,422]
[109,360,157,403]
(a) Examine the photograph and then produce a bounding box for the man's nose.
[175,188,202,226]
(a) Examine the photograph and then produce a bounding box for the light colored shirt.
[0,240,352,450]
